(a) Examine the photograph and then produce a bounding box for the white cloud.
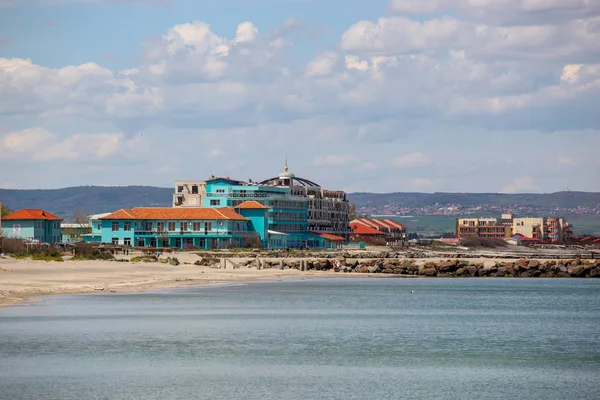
[0,13,598,192]
[393,152,431,167]
[313,155,360,167]
[305,52,339,77]
[0,127,141,162]
[501,176,542,193]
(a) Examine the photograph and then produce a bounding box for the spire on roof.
[284,156,288,172]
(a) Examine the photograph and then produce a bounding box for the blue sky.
[1,0,599,193]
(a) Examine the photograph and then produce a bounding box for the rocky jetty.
[230,257,600,278]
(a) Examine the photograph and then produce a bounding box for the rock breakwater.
[227,257,600,278]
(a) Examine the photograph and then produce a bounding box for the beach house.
[0,209,63,243]
[96,206,263,249]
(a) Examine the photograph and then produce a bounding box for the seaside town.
[1,162,599,252]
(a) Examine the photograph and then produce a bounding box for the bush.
[71,243,115,260]
[130,256,158,263]
[1,238,28,254]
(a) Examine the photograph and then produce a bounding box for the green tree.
[1,203,11,218]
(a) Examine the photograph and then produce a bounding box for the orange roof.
[100,207,247,221]
[234,201,269,209]
[2,209,62,221]
[309,232,345,241]
[350,223,384,235]
[350,218,406,231]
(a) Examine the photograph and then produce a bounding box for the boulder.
[359,265,370,273]
[567,265,585,277]
[367,265,380,273]
[590,267,599,278]
[420,267,438,277]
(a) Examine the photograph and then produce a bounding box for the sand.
[0,252,344,308]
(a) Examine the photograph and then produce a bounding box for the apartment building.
[456,215,573,243]
[456,217,511,239]
[513,217,573,243]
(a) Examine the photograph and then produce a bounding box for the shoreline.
[2,251,598,308]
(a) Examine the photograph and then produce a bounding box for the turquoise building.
[95,206,263,249]
[202,177,343,249]
[0,209,63,243]
[81,213,110,243]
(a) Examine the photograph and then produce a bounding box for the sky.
[0,0,599,194]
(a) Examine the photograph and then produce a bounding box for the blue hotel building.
[93,163,347,249]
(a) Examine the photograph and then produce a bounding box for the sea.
[1,278,599,400]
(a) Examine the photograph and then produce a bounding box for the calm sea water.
[1,278,599,400]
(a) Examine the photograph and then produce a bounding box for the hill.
[0,186,173,220]
[348,191,600,209]
[1,186,599,221]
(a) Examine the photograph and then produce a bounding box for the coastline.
[2,251,598,308]
[0,253,366,308]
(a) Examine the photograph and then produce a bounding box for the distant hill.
[1,186,599,221]
[347,191,600,209]
[0,186,173,220]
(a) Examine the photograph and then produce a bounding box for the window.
[204,222,212,232]
[177,185,184,193]
[97,223,101,230]
[112,222,119,231]
[168,222,176,231]
[112,238,119,245]
[124,238,131,246]
[124,222,131,231]
[180,222,188,231]
[144,222,152,231]
[216,189,225,194]
[210,199,220,206]
[193,222,201,231]
[157,222,165,232]
[192,185,198,194]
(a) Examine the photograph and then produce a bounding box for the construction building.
[171,161,351,248]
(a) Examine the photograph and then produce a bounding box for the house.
[348,222,385,245]
[97,206,262,249]
[0,209,63,243]
[350,218,406,245]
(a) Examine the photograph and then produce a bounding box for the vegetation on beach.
[70,243,114,261]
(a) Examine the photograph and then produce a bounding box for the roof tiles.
[234,201,270,209]
[100,207,247,221]
[2,209,62,221]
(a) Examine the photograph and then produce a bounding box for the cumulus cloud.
[1,6,598,191]
[0,127,141,162]
[393,152,431,167]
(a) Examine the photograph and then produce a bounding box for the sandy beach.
[0,252,344,308]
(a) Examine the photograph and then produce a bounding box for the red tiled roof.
[100,207,247,221]
[350,223,384,235]
[350,218,406,231]
[309,232,345,241]
[2,209,62,221]
[234,201,269,209]
[520,237,541,242]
